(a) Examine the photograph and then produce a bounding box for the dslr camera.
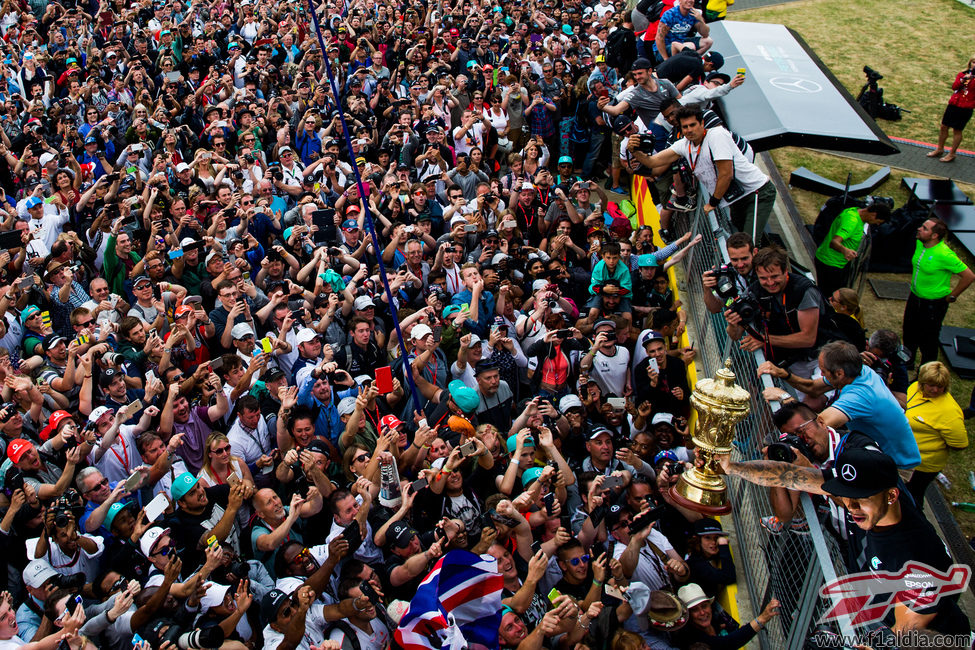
[726,290,762,327]
[709,264,739,302]
[767,433,814,463]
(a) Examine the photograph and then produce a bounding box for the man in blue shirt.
[451,264,495,337]
[294,115,322,167]
[297,368,343,445]
[654,0,713,63]
[759,341,921,472]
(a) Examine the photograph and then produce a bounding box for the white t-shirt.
[262,601,327,650]
[328,619,391,650]
[667,126,768,208]
[611,528,675,592]
[452,122,485,156]
[591,346,631,396]
[26,534,105,582]
[0,636,26,648]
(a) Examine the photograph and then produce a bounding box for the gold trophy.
[670,359,751,515]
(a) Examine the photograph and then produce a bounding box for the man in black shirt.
[655,50,724,91]
[164,473,247,569]
[383,521,443,602]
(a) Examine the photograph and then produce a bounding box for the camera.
[862,65,883,83]
[3,466,25,496]
[102,352,123,365]
[710,264,738,302]
[51,495,75,528]
[726,291,762,327]
[767,433,814,463]
[635,132,655,154]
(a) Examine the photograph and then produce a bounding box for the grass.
[733,0,975,537]
[736,0,975,145]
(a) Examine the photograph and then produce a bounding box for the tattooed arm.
[715,453,827,495]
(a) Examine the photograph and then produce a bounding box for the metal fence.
[669,201,858,649]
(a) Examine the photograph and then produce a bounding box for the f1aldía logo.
[818,562,970,627]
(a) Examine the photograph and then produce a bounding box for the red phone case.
[375,366,394,394]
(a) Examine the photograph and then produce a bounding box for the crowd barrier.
[632,176,859,649]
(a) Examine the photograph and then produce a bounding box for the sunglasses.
[354,453,369,463]
[212,445,231,455]
[568,554,590,566]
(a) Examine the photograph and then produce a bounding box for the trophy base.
[669,471,732,515]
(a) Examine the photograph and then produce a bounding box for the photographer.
[632,105,776,238]
[758,341,921,474]
[722,246,825,379]
[701,232,757,314]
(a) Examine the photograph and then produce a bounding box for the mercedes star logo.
[840,464,857,482]
[769,77,823,94]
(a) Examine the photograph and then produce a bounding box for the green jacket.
[102,233,142,296]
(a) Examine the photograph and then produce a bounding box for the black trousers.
[902,291,950,367]
[814,259,850,299]
[905,469,938,510]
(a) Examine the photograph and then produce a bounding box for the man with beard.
[582,427,635,480]
[473,358,515,433]
[159,373,230,474]
[164,473,248,568]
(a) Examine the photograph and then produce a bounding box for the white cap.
[652,412,675,427]
[491,253,509,266]
[200,583,231,613]
[139,526,171,557]
[532,279,549,293]
[431,456,447,470]
[520,182,535,191]
[88,405,113,424]
[353,296,375,311]
[175,162,191,173]
[411,323,433,340]
[337,396,357,416]
[353,375,372,385]
[295,328,319,344]
[39,152,56,166]
[231,323,255,340]
[180,237,196,247]
[559,394,584,413]
[450,215,468,228]
[466,334,481,348]
[23,560,58,589]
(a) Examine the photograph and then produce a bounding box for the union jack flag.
[394,550,503,650]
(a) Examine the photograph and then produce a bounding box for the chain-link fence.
[669,199,858,649]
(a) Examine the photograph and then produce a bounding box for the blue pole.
[305,0,422,410]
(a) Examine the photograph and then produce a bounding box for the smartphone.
[530,539,542,554]
[40,311,51,327]
[375,365,393,394]
[18,275,35,289]
[209,357,224,372]
[410,476,428,492]
[648,358,659,373]
[556,329,571,338]
[123,470,142,492]
[603,475,624,491]
[168,249,184,260]
[737,67,746,78]
[464,224,477,232]
[607,397,626,410]
[207,534,218,548]
[132,143,144,152]
[131,633,145,645]
[359,580,380,603]
[458,439,478,457]
[146,370,157,384]
[502,220,517,229]
[144,492,170,523]
[129,399,143,412]
[604,583,626,600]
[628,504,666,534]
[110,293,120,307]
[432,325,442,343]
[542,492,555,515]
[341,521,363,553]
[547,587,562,604]
[259,337,273,354]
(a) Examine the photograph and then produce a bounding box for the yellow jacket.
[706,0,734,19]
[905,382,969,473]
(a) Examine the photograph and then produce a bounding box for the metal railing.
[669,200,858,648]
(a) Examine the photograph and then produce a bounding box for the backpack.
[636,0,667,22]
[604,28,637,74]
[811,195,864,245]
[324,620,362,650]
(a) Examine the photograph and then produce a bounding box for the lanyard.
[110,436,130,473]
[688,132,707,171]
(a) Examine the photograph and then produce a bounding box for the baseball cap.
[104,501,137,531]
[231,323,255,340]
[39,410,73,441]
[20,305,40,324]
[42,333,66,351]
[631,57,654,70]
[88,405,113,423]
[474,358,498,376]
[171,472,200,501]
[652,413,677,429]
[261,589,291,623]
[337,396,357,417]
[641,330,666,347]
[341,219,359,230]
[693,517,728,537]
[589,427,613,441]
[205,250,222,265]
[175,162,191,173]
[594,319,616,332]
[506,433,535,454]
[558,155,573,165]
[411,323,433,340]
[25,196,43,209]
[466,334,482,348]
[387,521,418,548]
[353,296,375,311]
[200,583,231,613]
[380,414,403,430]
[706,72,731,84]
[23,560,59,589]
[605,503,626,529]
[703,51,724,69]
[39,152,55,166]
[448,380,479,413]
[179,237,196,248]
[821,447,898,499]
[521,466,543,487]
[558,394,584,413]
[174,305,192,319]
[278,145,294,156]
[611,114,634,134]
[295,328,319,344]
[2,427,25,457]
[139,526,171,557]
